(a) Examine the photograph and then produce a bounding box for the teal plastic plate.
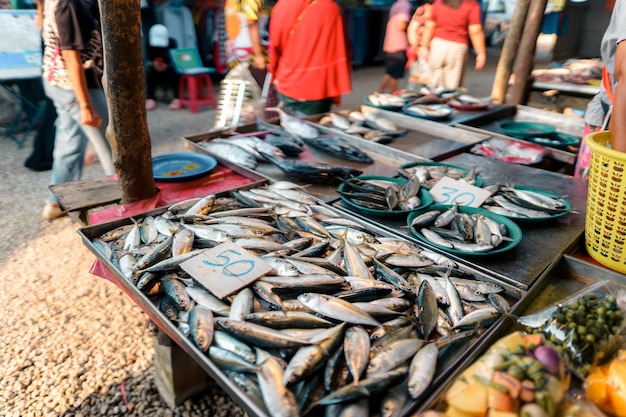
[407,204,522,256]
[152,152,217,182]
[497,121,556,138]
[481,185,573,223]
[398,162,485,188]
[338,175,433,217]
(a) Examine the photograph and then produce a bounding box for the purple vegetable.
[534,345,561,375]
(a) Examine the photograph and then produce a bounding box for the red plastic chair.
[169,48,217,113]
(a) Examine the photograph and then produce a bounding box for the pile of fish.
[339,176,424,212]
[410,205,514,253]
[399,164,479,189]
[403,104,453,120]
[92,181,516,417]
[367,92,407,107]
[481,185,572,220]
[197,112,370,184]
[318,110,407,144]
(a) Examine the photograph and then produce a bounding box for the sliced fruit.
[519,380,536,403]
[487,410,518,417]
[487,386,514,412]
[446,406,479,417]
[492,371,522,398]
[446,383,488,417]
[522,334,543,350]
[585,368,608,406]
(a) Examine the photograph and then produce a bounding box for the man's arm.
[419,20,435,60]
[468,23,486,70]
[247,19,265,69]
[609,40,626,152]
[61,49,101,127]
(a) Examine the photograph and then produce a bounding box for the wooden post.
[99,0,157,204]
[490,0,531,104]
[507,0,549,106]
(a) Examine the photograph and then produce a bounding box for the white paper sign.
[180,241,272,299]
[428,177,492,208]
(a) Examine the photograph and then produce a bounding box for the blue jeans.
[43,80,114,204]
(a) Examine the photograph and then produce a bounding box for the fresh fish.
[229,287,254,321]
[245,311,334,329]
[256,349,300,417]
[344,326,370,383]
[216,318,312,349]
[181,224,231,242]
[117,252,136,280]
[420,228,454,248]
[371,258,416,297]
[264,133,304,157]
[297,293,381,328]
[210,346,258,373]
[213,330,256,363]
[415,280,438,339]
[140,249,204,273]
[303,136,373,163]
[260,151,363,185]
[161,274,192,311]
[491,195,549,218]
[262,256,300,276]
[197,141,258,169]
[488,293,510,312]
[381,382,408,417]
[269,107,319,139]
[407,343,438,399]
[283,323,346,385]
[188,304,214,351]
[344,241,373,279]
[183,194,216,217]
[171,228,195,257]
[99,224,134,242]
[451,307,500,330]
[317,367,408,405]
[123,219,141,251]
[185,286,231,316]
[366,338,424,376]
[444,276,464,326]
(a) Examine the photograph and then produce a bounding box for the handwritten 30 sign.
[428,176,491,208]
[181,241,273,299]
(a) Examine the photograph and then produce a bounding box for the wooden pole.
[99,0,157,204]
[490,0,531,104]
[507,0,549,106]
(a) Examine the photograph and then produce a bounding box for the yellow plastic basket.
[585,131,626,274]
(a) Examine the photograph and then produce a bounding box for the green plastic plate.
[338,175,433,218]
[497,121,556,138]
[526,132,581,149]
[481,185,573,223]
[398,162,485,188]
[406,204,522,256]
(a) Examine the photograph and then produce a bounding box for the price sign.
[180,241,272,299]
[428,177,492,208]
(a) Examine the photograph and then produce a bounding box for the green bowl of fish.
[480,184,573,223]
[398,162,485,188]
[363,96,405,111]
[337,175,434,218]
[407,204,522,256]
[526,132,581,150]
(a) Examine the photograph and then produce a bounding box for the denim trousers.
[43,80,114,204]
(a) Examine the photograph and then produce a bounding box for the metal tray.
[335,106,492,161]
[415,254,626,415]
[78,182,525,417]
[454,105,586,164]
[331,152,588,291]
[183,122,428,204]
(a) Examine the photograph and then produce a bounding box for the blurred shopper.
[406,0,433,89]
[144,24,180,111]
[419,0,486,90]
[41,0,114,220]
[379,0,411,93]
[224,0,266,70]
[574,0,626,179]
[268,0,352,116]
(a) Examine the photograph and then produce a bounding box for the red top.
[268,0,352,101]
[429,0,482,45]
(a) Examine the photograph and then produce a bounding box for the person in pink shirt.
[419,0,486,90]
[379,0,411,93]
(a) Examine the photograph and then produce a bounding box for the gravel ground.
[0,59,506,416]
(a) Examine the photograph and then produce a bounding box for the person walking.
[406,0,434,89]
[574,0,626,179]
[419,0,486,90]
[40,0,114,220]
[268,0,352,117]
[379,0,411,93]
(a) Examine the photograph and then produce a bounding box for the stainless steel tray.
[333,152,588,291]
[415,254,626,416]
[78,183,525,417]
[183,122,428,204]
[454,105,586,165]
[338,105,492,161]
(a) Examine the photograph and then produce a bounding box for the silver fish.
[189,304,214,351]
[256,348,300,417]
[407,343,438,399]
[366,338,424,377]
[297,293,381,328]
[216,318,312,349]
[209,345,258,373]
[213,330,256,363]
[229,287,254,321]
[344,326,370,383]
[185,286,231,316]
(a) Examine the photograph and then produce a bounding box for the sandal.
[145,99,157,111]
[169,99,182,110]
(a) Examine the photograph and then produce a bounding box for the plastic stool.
[178,73,216,113]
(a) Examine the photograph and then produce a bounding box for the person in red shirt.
[419,0,486,90]
[268,0,352,116]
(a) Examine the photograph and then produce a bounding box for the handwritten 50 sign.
[428,177,491,208]
[181,241,272,299]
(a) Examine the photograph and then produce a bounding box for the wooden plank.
[50,177,121,212]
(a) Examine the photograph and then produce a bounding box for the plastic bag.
[518,281,626,379]
[471,138,548,165]
[584,349,626,417]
